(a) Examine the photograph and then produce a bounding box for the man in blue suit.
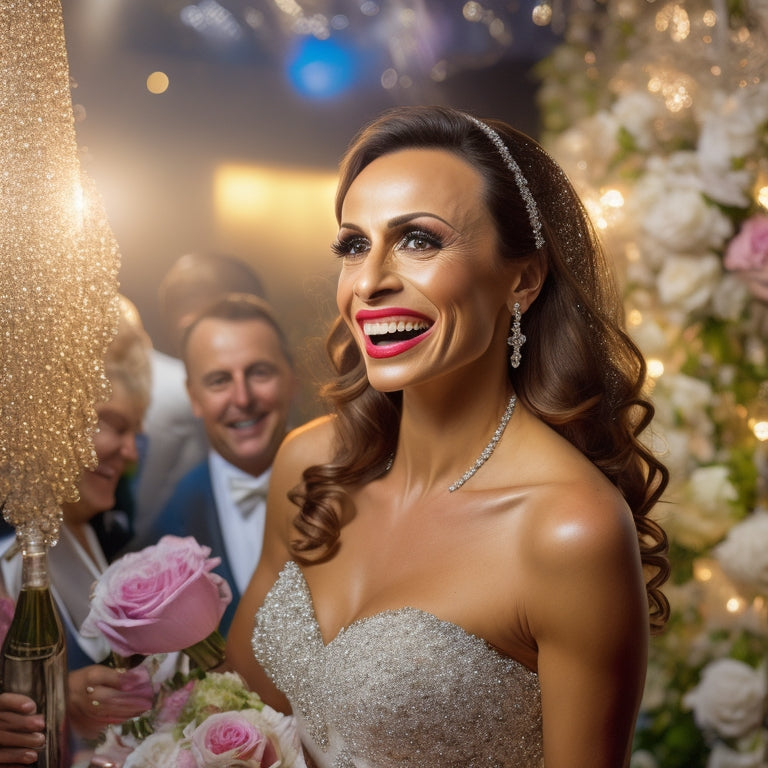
[136,293,298,636]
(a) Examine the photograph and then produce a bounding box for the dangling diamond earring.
[507,302,526,369]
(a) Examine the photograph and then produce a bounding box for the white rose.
[644,191,732,254]
[662,373,714,423]
[666,497,737,551]
[657,253,722,313]
[714,511,768,596]
[612,91,664,150]
[689,465,738,514]
[123,732,180,768]
[629,316,668,357]
[683,658,767,738]
[630,749,660,768]
[631,153,733,253]
[711,274,750,322]
[697,95,762,207]
[707,738,767,768]
[664,466,740,549]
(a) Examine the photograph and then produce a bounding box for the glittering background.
[0,0,121,545]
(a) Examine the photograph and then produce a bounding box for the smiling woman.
[225,105,670,768]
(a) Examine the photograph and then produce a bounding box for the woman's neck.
[393,379,516,494]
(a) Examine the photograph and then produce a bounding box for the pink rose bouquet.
[82,535,232,669]
[186,710,280,767]
[91,671,306,768]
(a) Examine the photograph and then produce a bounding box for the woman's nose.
[353,250,400,301]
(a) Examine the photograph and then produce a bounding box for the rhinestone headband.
[465,115,545,250]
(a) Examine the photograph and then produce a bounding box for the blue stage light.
[287,37,358,99]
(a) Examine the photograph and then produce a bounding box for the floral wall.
[536,1,768,766]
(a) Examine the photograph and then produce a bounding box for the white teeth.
[233,419,258,428]
[363,319,429,336]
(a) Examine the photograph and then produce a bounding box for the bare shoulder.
[266,416,338,538]
[522,472,639,576]
[515,457,647,651]
[275,415,338,474]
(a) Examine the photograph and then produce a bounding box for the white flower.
[629,316,668,357]
[689,466,738,514]
[707,732,768,768]
[661,373,714,424]
[630,749,660,768]
[612,91,664,150]
[551,111,620,183]
[631,153,733,254]
[664,466,740,550]
[683,658,767,739]
[711,274,750,322]
[714,511,768,597]
[697,93,763,207]
[123,732,181,768]
[657,253,722,314]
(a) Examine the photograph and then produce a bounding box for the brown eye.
[399,230,442,251]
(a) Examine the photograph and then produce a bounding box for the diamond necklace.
[383,394,518,492]
[448,394,517,492]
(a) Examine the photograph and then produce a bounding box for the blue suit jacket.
[139,461,241,637]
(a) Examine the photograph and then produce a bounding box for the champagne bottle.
[0,533,68,767]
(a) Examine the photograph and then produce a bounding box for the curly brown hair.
[289,105,670,634]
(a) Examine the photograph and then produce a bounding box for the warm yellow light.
[273,0,302,16]
[213,163,338,275]
[757,185,768,209]
[627,309,642,326]
[647,358,665,379]
[750,419,768,441]
[600,188,624,208]
[693,562,712,581]
[531,3,552,26]
[463,1,483,22]
[146,71,169,94]
[702,10,717,26]
[655,4,690,40]
[726,596,745,613]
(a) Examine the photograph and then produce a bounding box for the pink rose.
[724,214,768,270]
[82,536,232,657]
[155,680,196,730]
[187,712,279,768]
[175,749,198,768]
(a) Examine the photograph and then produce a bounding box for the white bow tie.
[227,474,269,519]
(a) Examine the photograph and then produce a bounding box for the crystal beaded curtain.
[0,0,121,546]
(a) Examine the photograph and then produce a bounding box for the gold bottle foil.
[0,0,121,546]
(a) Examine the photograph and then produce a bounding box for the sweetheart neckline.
[281,560,539,677]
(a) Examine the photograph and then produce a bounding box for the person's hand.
[0,692,45,766]
[68,664,155,741]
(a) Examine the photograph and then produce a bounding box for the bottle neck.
[20,538,50,590]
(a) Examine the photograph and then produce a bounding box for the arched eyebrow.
[338,212,457,232]
[385,212,456,230]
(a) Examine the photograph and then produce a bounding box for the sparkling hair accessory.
[465,115,545,250]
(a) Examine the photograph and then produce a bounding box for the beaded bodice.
[252,561,543,768]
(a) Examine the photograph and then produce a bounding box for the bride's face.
[334,147,520,392]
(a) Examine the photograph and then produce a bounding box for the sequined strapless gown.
[252,561,544,768]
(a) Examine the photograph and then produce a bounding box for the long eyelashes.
[331,228,443,258]
[399,229,442,250]
[330,235,367,258]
